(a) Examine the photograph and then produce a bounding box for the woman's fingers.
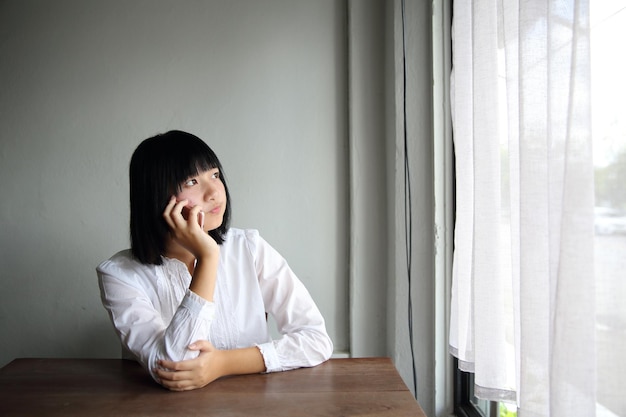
[172,199,190,224]
[163,198,201,230]
[186,204,203,226]
[162,196,177,228]
[162,198,215,259]
[188,340,214,352]
[156,358,204,391]
[158,358,189,372]
[154,341,221,391]
[162,197,187,226]
[156,369,196,391]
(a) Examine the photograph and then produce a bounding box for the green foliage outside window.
[596,148,626,210]
[499,403,517,417]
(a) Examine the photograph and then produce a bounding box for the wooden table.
[0,357,426,416]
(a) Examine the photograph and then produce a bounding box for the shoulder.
[225,228,288,267]
[223,227,261,252]
[225,227,259,241]
[96,249,156,278]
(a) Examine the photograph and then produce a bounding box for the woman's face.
[175,167,227,232]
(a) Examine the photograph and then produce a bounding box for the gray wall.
[0,1,442,415]
[0,0,349,365]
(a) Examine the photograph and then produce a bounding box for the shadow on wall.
[76,318,124,359]
[2,301,124,367]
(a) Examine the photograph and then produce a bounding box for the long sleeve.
[246,231,334,372]
[96,251,214,382]
[97,230,332,382]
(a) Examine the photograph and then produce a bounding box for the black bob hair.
[129,130,231,265]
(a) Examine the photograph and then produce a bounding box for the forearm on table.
[218,346,266,377]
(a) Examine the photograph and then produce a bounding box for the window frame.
[454,363,486,417]
[454,362,500,417]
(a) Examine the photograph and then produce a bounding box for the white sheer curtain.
[448,0,624,415]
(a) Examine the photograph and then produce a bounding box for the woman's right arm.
[98,198,220,385]
[162,197,220,302]
[97,257,215,383]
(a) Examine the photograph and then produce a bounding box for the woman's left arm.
[252,232,334,373]
[155,342,265,391]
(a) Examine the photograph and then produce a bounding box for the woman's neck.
[164,240,196,274]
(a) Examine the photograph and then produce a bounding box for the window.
[449,1,624,415]
[591,2,626,416]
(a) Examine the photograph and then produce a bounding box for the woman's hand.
[155,340,224,391]
[163,196,219,259]
[163,196,219,301]
[154,341,266,392]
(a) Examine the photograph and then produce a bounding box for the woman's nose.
[204,184,218,200]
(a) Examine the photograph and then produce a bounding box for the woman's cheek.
[176,192,195,206]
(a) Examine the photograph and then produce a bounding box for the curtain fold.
[449,1,608,415]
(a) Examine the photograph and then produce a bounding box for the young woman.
[97,130,333,391]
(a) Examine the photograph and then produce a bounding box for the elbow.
[308,332,334,367]
[321,334,334,361]
[144,343,198,385]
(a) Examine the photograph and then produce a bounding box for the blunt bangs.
[138,131,220,196]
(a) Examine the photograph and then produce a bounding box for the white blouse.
[97,228,333,382]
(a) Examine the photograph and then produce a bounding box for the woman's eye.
[211,171,220,179]
[184,179,198,187]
